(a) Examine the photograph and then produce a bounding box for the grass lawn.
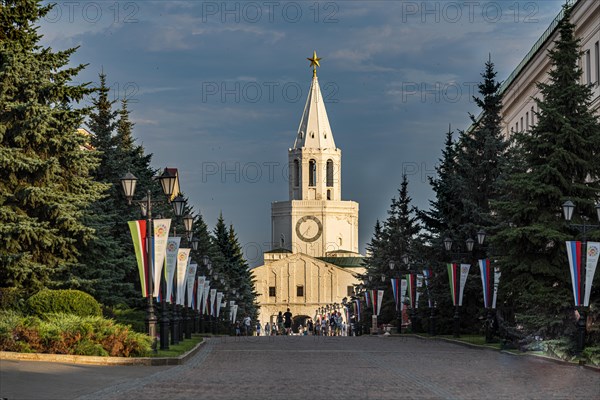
[152,334,204,357]
[436,334,502,349]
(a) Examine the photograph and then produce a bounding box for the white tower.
[271,52,359,257]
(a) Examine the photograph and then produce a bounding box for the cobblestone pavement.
[2,336,599,400]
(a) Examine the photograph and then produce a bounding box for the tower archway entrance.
[292,315,310,333]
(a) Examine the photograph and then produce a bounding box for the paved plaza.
[1,336,599,400]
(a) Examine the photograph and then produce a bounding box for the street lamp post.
[169,194,186,345]
[121,169,177,350]
[443,236,475,338]
[562,201,600,354]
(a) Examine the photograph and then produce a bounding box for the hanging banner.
[423,268,433,308]
[405,274,416,308]
[354,299,361,322]
[128,220,149,297]
[176,248,190,305]
[492,268,501,309]
[186,263,197,308]
[401,279,408,310]
[196,276,206,314]
[585,242,600,307]
[364,291,370,308]
[390,278,400,311]
[203,281,210,314]
[232,304,238,322]
[459,264,470,306]
[479,259,492,308]
[216,292,223,317]
[152,219,171,298]
[566,241,582,306]
[164,237,181,303]
[447,263,459,306]
[376,290,384,316]
[416,275,423,309]
[369,290,377,315]
[210,289,217,316]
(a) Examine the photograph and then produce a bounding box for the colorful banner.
[186,263,197,308]
[364,291,370,308]
[566,241,582,306]
[152,219,171,298]
[585,242,600,307]
[492,268,501,309]
[390,278,400,311]
[416,274,423,308]
[196,276,206,314]
[377,290,384,316]
[447,263,459,306]
[210,289,217,316]
[406,274,416,308]
[459,264,470,306]
[128,220,149,297]
[479,259,492,308]
[164,237,181,303]
[176,248,190,305]
[423,268,433,308]
[216,292,223,317]
[203,281,210,314]
[401,279,407,309]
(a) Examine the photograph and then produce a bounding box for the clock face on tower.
[295,215,323,243]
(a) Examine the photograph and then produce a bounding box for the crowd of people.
[234,309,352,336]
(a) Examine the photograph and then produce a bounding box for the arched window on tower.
[326,159,334,187]
[309,159,317,187]
[293,159,299,187]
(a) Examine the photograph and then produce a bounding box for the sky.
[38,0,566,266]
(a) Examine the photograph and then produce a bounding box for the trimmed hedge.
[0,287,27,311]
[0,311,152,357]
[26,290,102,317]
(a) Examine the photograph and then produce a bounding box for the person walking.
[243,315,251,336]
[277,311,284,335]
[283,308,293,335]
[256,321,261,336]
[264,322,270,336]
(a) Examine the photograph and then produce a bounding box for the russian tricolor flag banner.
[479,259,492,308]
[406,274,417,308]
[391,278,400,311]
[566,241,582,306]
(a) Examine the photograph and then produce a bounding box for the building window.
[269,287,276,297]
[520,117,523,132]
[347,286,355,296]
[596,41,600,85]
[327,189,331,200]
[326,159,334,187]
[531,106,535,126]
[296,285,304,297]
[309,159,316,187]
[293,159,299,187]
[585,50,592,84]
[526,112,529,131]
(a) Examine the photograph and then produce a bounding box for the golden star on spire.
[307,50,322,77]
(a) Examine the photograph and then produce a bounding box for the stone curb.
[0,338,206,366]
[393,334,600,373]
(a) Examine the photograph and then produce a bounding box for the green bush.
[0,311,152,357]
[26,289,102,317]
[104,306,146,333]
[0,287,28,311]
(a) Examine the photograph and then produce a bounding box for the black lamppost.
[121,169,178,350]
[443,236,475,338]
[389,260,403,334]
[168,194,186,345]
[562,200,600,354]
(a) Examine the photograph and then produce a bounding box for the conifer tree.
[0,0,105,291]
[493,4,600,340]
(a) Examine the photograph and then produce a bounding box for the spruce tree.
[0,0,106,292]
[493,4,600,341]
